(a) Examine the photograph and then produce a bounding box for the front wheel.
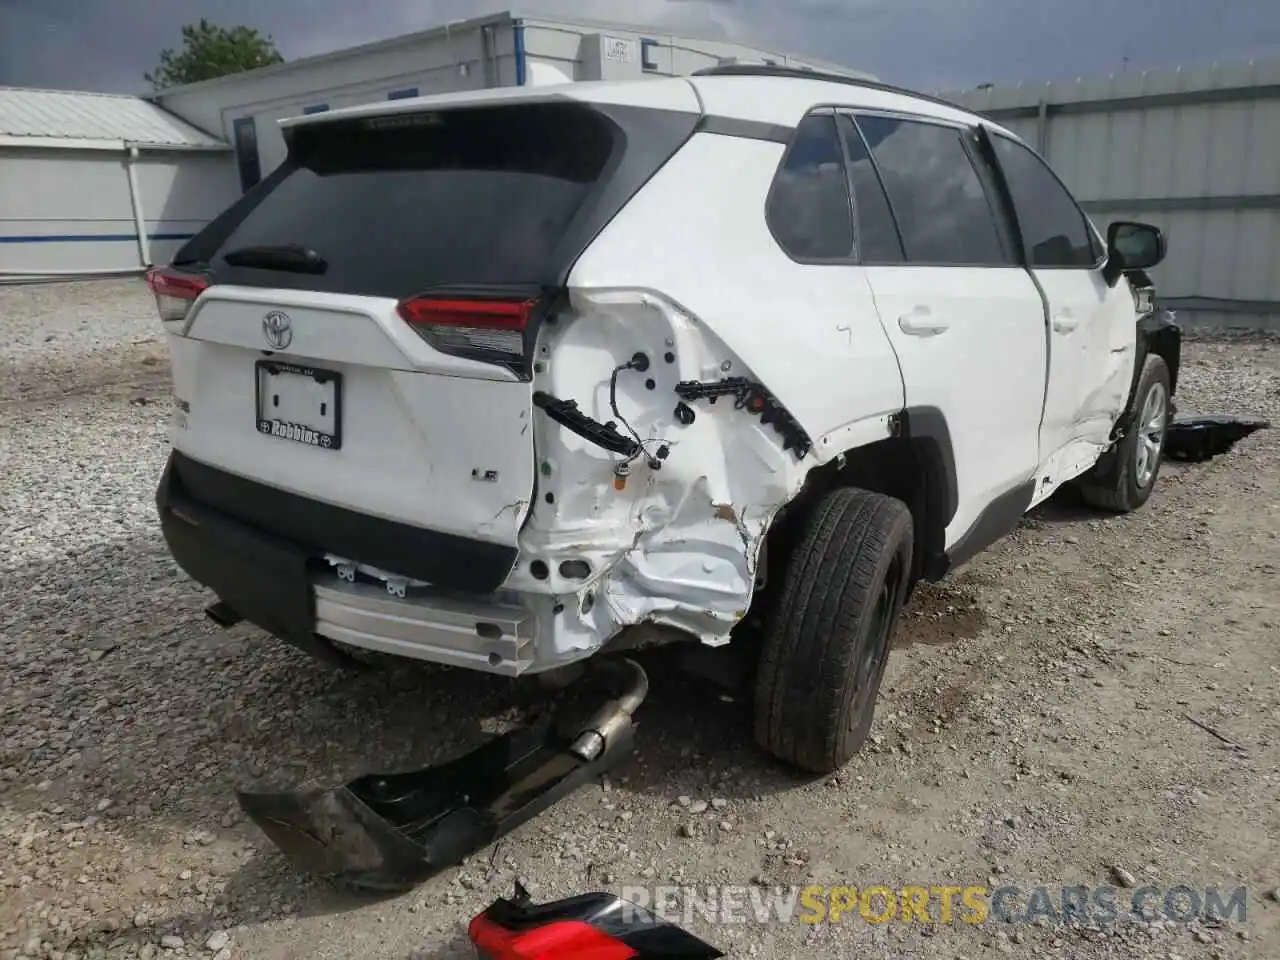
[1080,354,1171,513]
[752,487,913,774]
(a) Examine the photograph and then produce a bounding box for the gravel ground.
[2,278,1277,960]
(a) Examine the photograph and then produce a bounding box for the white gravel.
[0,279,160,367]
[1,279,1277,960]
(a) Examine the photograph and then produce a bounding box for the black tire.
[1079,354,1172,513]
[753,487,913,774]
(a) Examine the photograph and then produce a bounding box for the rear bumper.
[155,451,542,674]
[161,450,518,592]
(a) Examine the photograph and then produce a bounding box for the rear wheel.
[753,487,913,774]
[1080,355,1171,512]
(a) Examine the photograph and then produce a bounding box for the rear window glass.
[181,103,621,298]
[765,113,855,261]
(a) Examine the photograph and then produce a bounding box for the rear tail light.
[397,295,538,370]
[146,267,209,328]
[468,915,636,959]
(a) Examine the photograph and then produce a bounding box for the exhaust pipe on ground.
[568,657,648,761]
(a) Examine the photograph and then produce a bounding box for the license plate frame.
[254,360,343,451]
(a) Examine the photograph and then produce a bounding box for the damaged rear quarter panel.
[511,289,806,657]
[508,130,906,664]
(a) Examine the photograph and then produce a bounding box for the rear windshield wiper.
[222,243,328,274]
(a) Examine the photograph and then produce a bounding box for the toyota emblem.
[262,310,293,350]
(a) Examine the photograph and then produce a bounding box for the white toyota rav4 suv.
[149,64,1179,773]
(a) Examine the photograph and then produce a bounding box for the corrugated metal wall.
[944,57,1280,331]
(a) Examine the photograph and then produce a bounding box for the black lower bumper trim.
[157,456,335,659]
[159,451,519,594]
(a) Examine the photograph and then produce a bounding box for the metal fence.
[943,57,1280,331]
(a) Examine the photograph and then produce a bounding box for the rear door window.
[856,115,1013,266]
[766,113,855,261]
[178,102,694,297]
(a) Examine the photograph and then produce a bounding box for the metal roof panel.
[0,87,225,148]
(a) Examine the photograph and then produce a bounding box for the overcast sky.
[1,0,1278,95]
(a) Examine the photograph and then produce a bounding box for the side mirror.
[1102,220,1166,286]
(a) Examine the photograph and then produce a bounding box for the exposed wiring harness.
[609,352,670,474]
[530,352,672,479]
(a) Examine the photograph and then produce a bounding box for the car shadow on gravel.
[1025,462,1197,526]
[66,868,479,960]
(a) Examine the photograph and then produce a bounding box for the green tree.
[145,19,284,89]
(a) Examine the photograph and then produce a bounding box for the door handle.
[1052,311,1079,333]
[898,306,949,337]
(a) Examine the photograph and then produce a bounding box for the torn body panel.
[504,289,826,670]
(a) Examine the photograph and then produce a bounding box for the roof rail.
[691,63,974,117]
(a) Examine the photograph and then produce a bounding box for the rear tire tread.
[754,487,913,773]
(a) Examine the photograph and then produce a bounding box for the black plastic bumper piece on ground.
[1164,415,1269,463]
[235,659,648,893]
[471,881,725,958]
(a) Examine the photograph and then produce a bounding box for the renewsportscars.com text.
[615,883,1249,927]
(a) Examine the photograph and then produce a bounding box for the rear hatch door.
[160,95,700,580]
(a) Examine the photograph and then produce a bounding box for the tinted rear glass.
[179,103,633,298]
[765,113,855,261]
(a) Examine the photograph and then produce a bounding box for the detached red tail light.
[464,887,722,960]
[146,267,209,326]
[468,915,637,960]
[397,295,538,369]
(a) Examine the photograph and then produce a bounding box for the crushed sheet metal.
[1164,415,1270,463]
[511,289,813,666]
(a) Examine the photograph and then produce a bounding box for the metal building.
[0,88,237,281]
[943,57,1280,331]
[153,10,870,190]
